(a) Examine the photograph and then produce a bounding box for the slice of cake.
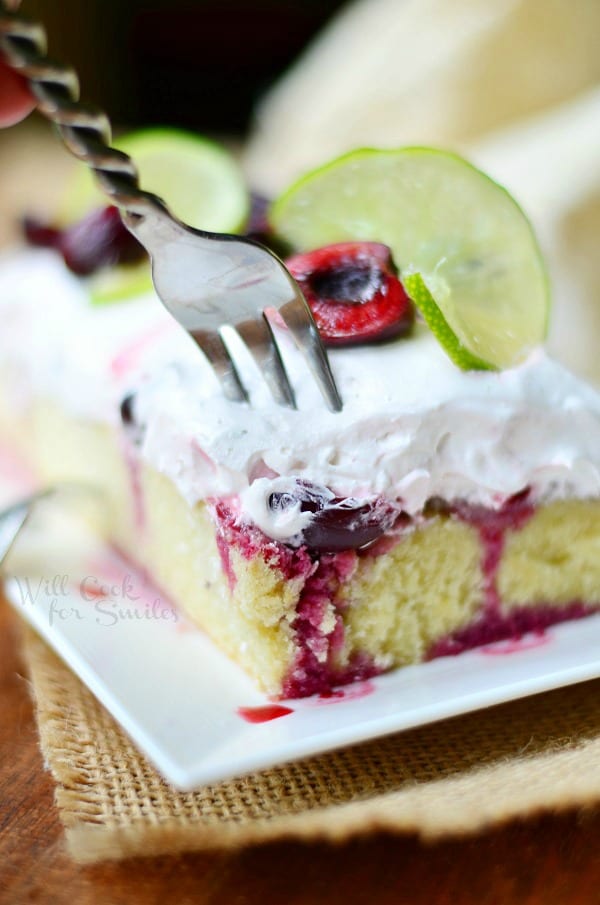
[2,139,600,698]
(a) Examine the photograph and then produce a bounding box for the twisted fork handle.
[0,1,160,219]
[0,2,344,413]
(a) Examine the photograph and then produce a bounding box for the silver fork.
[0,497,34,568]
[0,5,343,412]
[0,485,108,570]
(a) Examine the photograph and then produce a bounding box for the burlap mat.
[21,627,600,865]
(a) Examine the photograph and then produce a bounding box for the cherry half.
[286,242,413,346]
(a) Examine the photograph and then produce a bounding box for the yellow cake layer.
[2,394,600,695]
[499,501,600,607]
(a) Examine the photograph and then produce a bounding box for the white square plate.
[4,491,600,791]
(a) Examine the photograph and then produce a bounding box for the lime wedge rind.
[404,273,495,371]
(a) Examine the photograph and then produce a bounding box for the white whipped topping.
[3,248,600,542]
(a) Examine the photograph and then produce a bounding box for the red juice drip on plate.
[481,631,550,655]
[237,704,294,723]
[317,680,376,703]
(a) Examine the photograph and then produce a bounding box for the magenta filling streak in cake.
[429,494,599,657]
[211,501,380,697]
[210,492,600,698]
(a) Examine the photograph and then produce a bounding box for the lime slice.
[61,128,249,231]
[60,129,249,304]
[87,261,153,306]
[270,148,549,370]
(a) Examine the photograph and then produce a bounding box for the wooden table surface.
[2,122,600,905]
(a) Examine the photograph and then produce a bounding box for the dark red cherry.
[244,193,291,257]
[60,206,145,276]
[22,216,61,249]
[286,242,413,346]
[244,192,271,240]
[23,206,145,276]
[269,481,400,552]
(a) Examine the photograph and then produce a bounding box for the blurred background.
[1,0,599,379]
[5,0,348,134]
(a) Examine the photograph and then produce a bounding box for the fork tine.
[235,317,297,409]
[279,293,343,413]
[191,328,248,404]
